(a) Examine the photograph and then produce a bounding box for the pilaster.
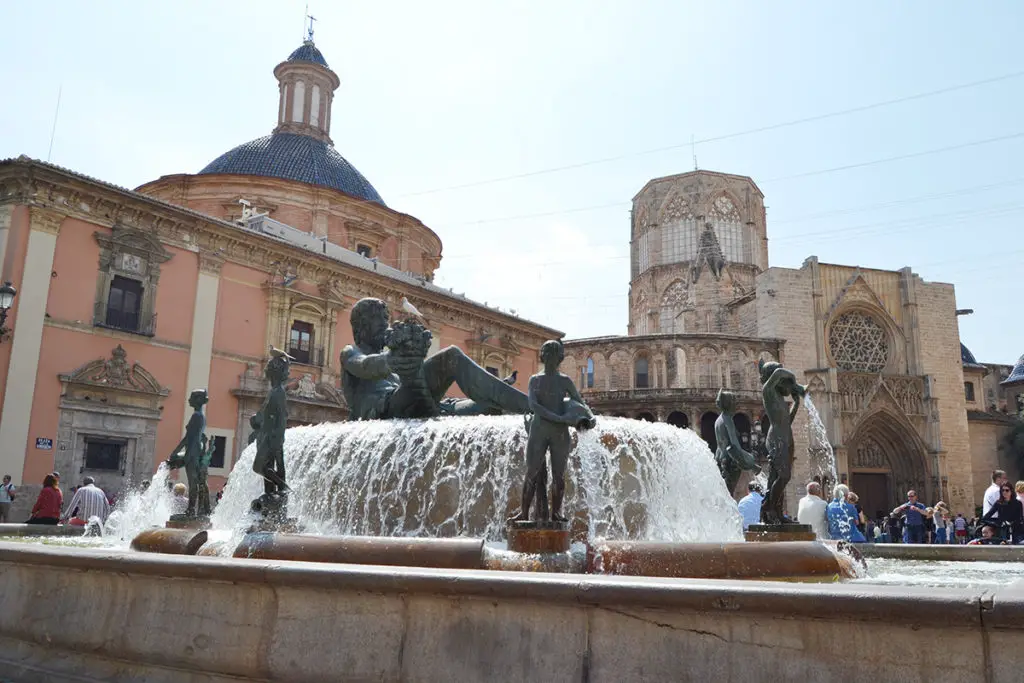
[0,204,12,281]
[183,250,223,426]
[0,207,64,483]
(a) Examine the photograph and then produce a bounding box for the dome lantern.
[272,38,340,145]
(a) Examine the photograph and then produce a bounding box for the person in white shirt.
[983,470,1007,518]
[797,481,829,539]
[737,482,764,530]
[0,475,16,523]
[60,477,110,525]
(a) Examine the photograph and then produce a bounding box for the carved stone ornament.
[58,344,168,395]
[852,436,888,469]
[279,371,346,406]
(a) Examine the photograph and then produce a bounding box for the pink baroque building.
[0,39,558,515]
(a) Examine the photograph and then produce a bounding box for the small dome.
[287,41,328,68]
[1003,355,1024,386]
[961,343,981,366]
[199,133,384,205]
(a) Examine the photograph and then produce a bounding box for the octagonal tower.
[628,170,767,336]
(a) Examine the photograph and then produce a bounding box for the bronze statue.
[714,389,760,495]
[757,358,807,525]
[166,389,212,519]
[251,349,290,513]
[340,297,530,420]
[509,340,595,524]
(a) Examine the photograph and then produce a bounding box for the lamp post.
[0,281,17,342]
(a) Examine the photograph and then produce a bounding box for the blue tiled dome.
[961,343,981,366]
[1004,355,1024,386]
[199,133,384,204]
[288,41,328,67]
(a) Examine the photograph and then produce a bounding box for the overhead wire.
[395,69,1024,198]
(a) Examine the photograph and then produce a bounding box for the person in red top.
[27,474,63,525]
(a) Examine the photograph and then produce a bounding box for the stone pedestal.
[507,520,570,554]
[746,523,815,542]
[165,515,211,531]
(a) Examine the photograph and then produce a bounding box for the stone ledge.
[0,541,987,627]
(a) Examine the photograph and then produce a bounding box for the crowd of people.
[1,471,225,528]
[735,469,1024,546]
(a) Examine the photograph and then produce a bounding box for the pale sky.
[2,1,1021,364]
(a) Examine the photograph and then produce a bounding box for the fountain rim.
[3,540,1013,627]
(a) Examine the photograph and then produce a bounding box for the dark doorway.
[700,411,718,451]
[666,411,689,428]
[636,412,655,422]
[734,413,751,449]
[851,472,890,520]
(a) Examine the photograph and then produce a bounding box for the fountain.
[1,306,1021,682]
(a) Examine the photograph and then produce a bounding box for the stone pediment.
[286,373,346,406]
[826,271,896,326]
[235,363,345,407]
[59,344,168,396]
[94,224,172,272]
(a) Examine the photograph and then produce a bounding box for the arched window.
[667,411,689,428]
[700,411,719,451]
[733,413,752,449]
[635,357,649,388]
[586,358,595,388]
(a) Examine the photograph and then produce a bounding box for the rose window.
[828,312,889,373]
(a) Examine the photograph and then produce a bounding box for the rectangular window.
[356,244,372,257]
[105,276,143,331]
[635,358,649,389]
[486,366,499,377]
[964,381,975,402]
[289,321,314,365]
[85,440,122,471]
[209,435,227,470]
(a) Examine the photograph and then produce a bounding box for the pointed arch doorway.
[847,411,931,519]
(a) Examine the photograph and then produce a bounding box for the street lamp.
[0,281,17,342]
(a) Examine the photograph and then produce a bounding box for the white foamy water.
[102,463,176,547]
[854,559,1024,588]
[207,415,743,545]
[804,396,839,488]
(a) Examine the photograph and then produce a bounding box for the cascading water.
[103,463,176,547]
[209,415,743,544]
[804,396,839,489]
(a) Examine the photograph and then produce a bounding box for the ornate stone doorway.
[56,345,169,498]
[847,411,931,510]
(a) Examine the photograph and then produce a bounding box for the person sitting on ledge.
[797,481,828,540]
[827,484,866,542]
[968,524,1007,545]
[341,297,530,420]
[737,482,764,531]
[27,474,62,525]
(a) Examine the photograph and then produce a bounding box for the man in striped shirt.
[61,476,110,525]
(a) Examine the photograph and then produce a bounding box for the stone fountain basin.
[0,541,1020,682]
[134,529,857,582]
